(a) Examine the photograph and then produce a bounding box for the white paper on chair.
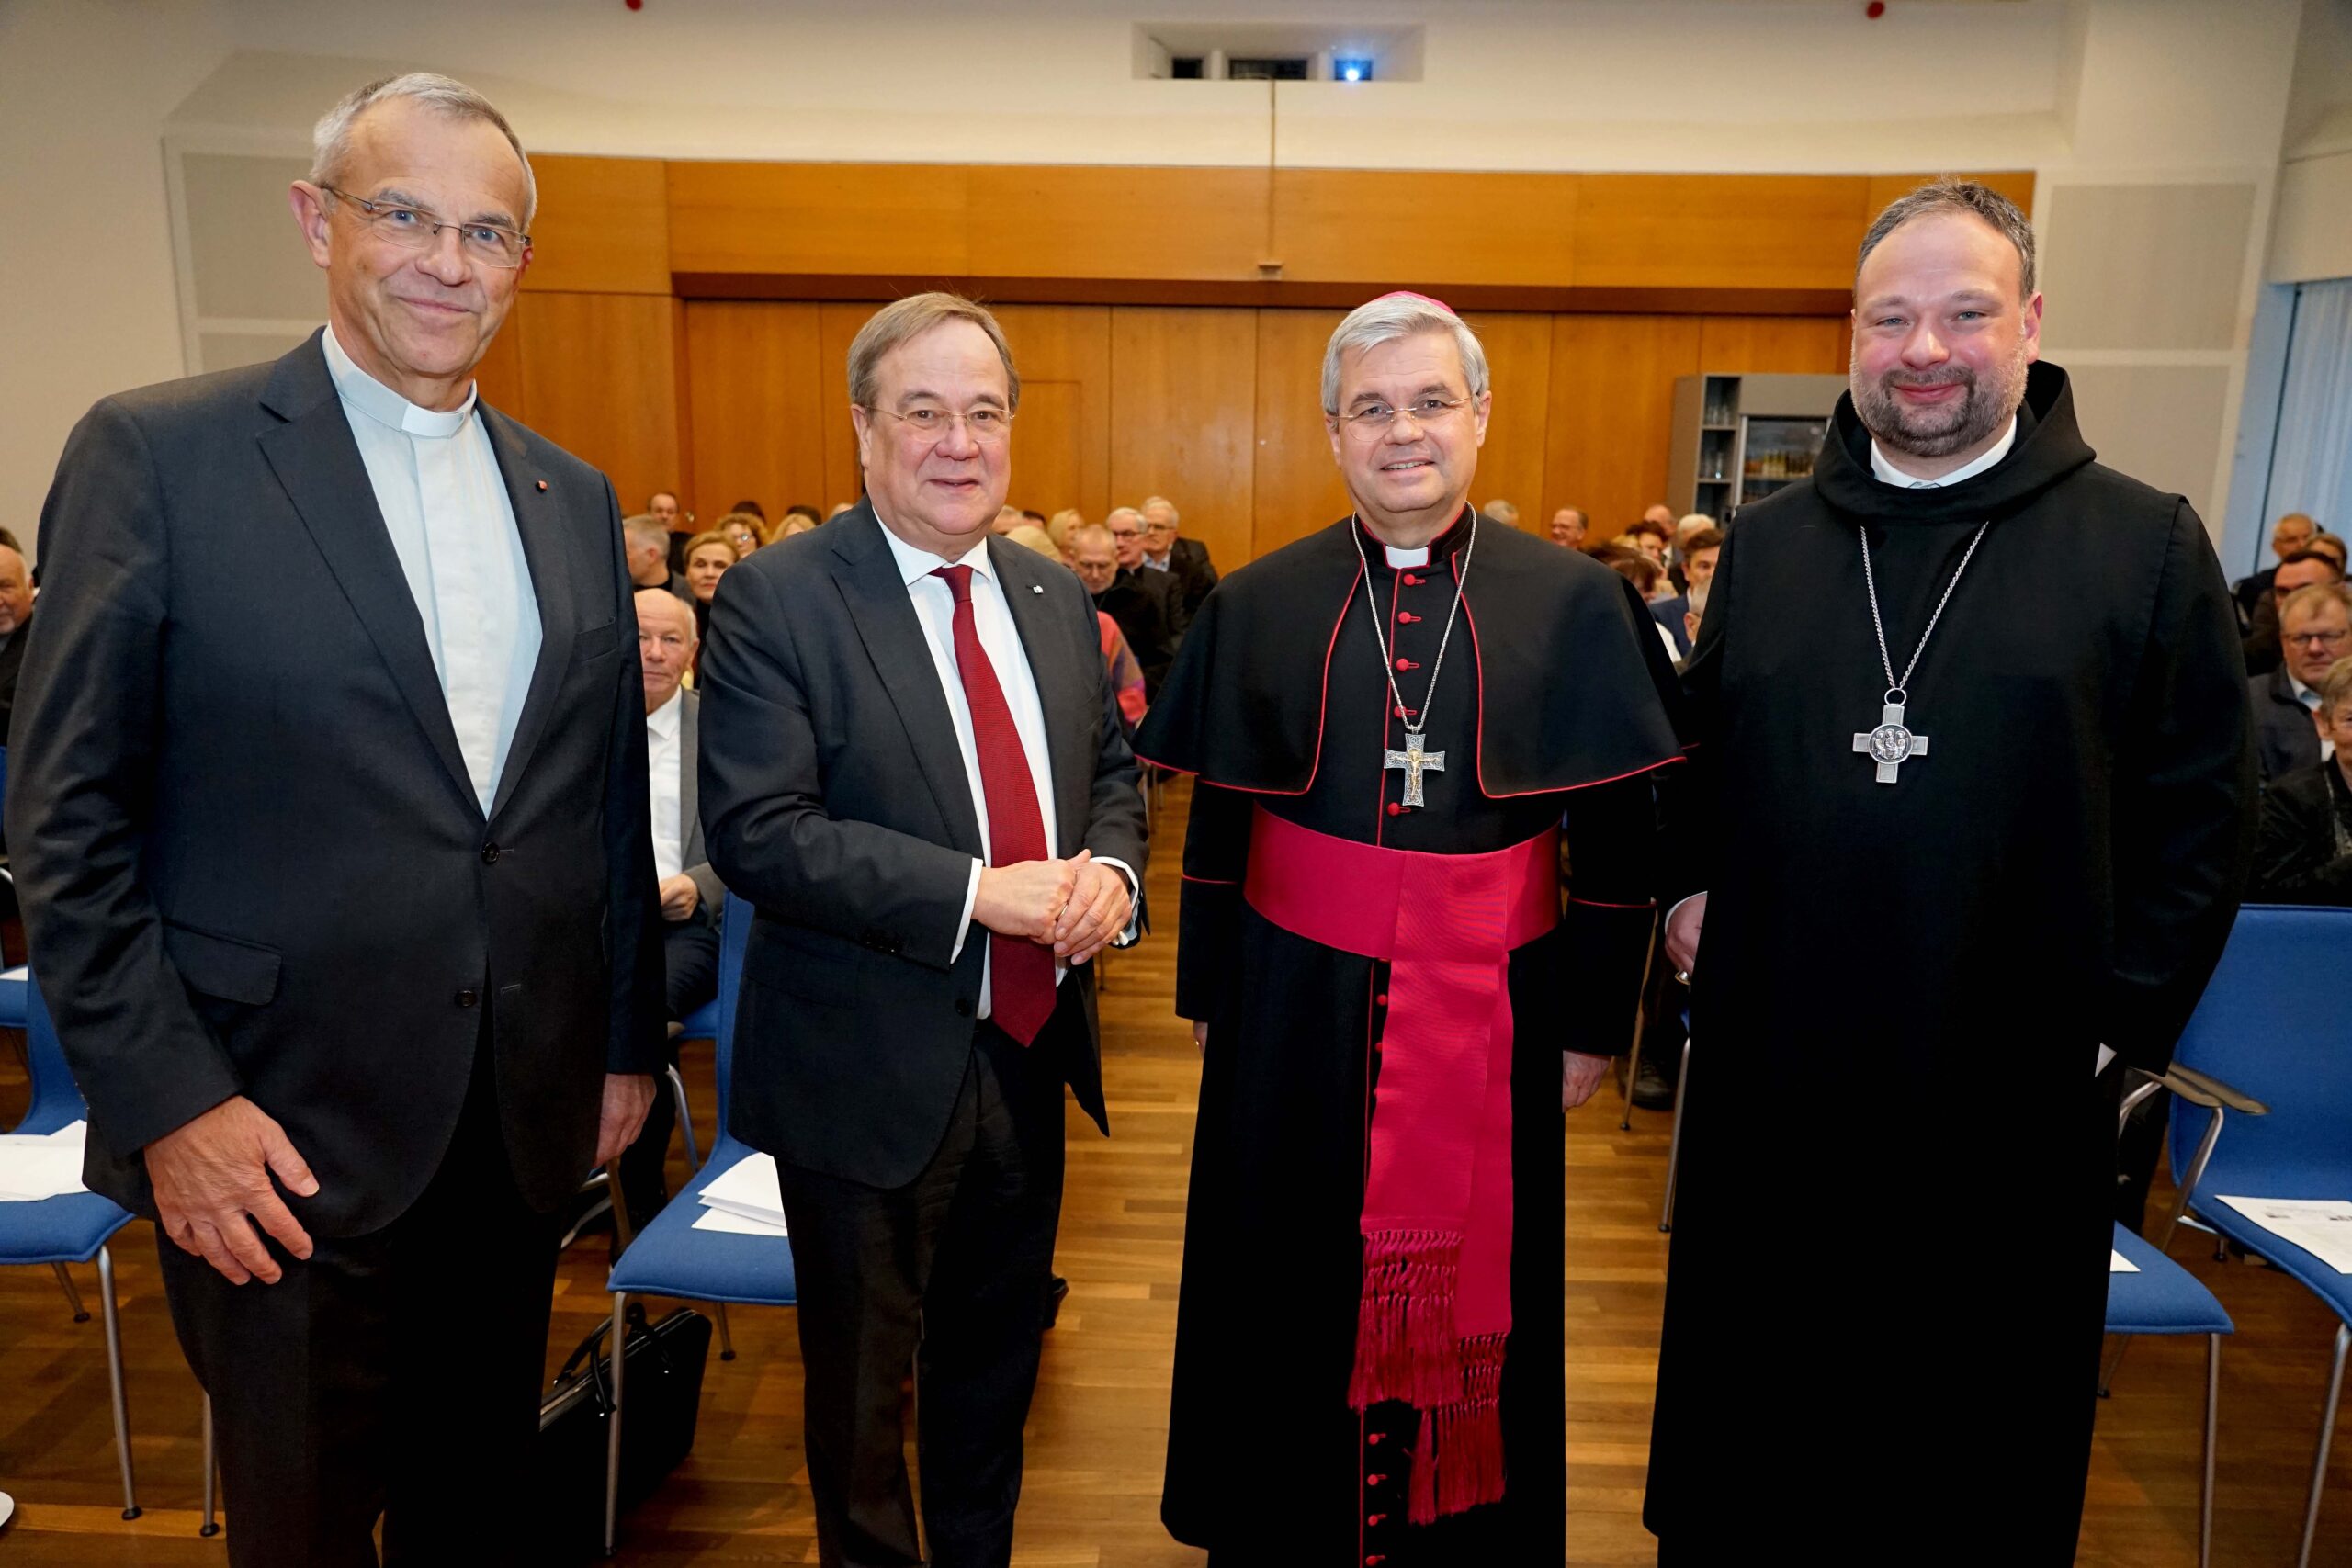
[0,1121,88,1201]
[2213,1197,2352,1274]
[2109,1249,2139,1273]
[696,1150,788,1234]
[692,1205,791,1237]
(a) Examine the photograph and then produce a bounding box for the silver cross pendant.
[1852,701,1929,784]
[1384,731,1445,807]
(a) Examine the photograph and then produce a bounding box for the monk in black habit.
[1137,293,1684,1565]
[1645,182,2253,1563]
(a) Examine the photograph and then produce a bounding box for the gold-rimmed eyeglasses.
[1332,394,1476,434]
[320,184,531,268]
[862,405,1015,444]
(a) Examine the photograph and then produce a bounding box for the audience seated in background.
[648,488,685,528]
[618,588,729,1235]
[2233,511,2315,631]
[2245,548,2344,678]
[0,543,33,739]
[1683,578,1711,656]
[1047,507,1084,551]
[1072,520,1181,699]
[784,502,823,527]
[1007,523,1150,731]
[2254,655,2352,904]
[1549,507,1588,548]
[720,513,763,558]
[1652,525,1722,658]
[1484,498,1520,528]
[1138,495,1219,619]
[625,511,695,604]
[993,503,1024,535]
[1623,514,1670,566]
[1106,502,1190,637]
[827,502,855,518]
[729,499,765,521]
[681,526,742,639]
[1592,542,1682,662]
[1021,508,1049,529]
[2311,530,2347,572]
[2254,582,2352,784]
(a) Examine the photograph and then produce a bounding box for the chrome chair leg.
[666,1064,702,1171]
[2199,1332,2220,1568]
[716,1301,736,1361]
[604,1290,628,1557]
[2297,1322,2348,1568]
[51,1260,88,1322]
[96,1245,139,1519]
[1660,1035,1691,1233]
[200,1393,220,1537]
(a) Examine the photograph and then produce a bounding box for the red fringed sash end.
[1408,1332,1509,1525]
[1349,1229,1464,1411]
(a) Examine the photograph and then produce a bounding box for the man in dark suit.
[2244,548,2340,678]
[1139,495,1219,619]
[0,543,32,739]
[1073,519,1182,699]
[626,511,697,606]
[616,587,725,1231]
[6,74,663,1565]
[1650,524,1721,660]
[1108,504,1192,638]
[2253,582,2351,784]
[2233,511,2316,631]
[2255,658,2352,902]
[699,292,1147,1568]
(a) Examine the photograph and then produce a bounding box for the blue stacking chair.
[603,892,794,1554]
[2104,1070,2236,1568]
[2165,904,2352,1568]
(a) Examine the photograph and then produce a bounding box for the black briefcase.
[536,1301,712,1559]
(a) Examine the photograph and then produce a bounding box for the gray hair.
[311,73,537,229]
[621,513,670,557]
[848,292,1021,412]
[1141,495,1180,524]
[1068,523,1115,552]
[1321,293,1490,414]
[1104,506,1145,529]
[1484,500,1520,525]
[1856,178,2036,301]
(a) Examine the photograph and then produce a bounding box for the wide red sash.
[1242,805,1559,1522]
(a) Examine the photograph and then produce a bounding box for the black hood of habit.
[1813,360,2098,525]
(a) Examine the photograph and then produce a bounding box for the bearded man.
[1643,179,2253,1563]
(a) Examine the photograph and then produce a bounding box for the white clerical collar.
[322,322,475,439]
[646,685,684,739]
[1871,414,2018,490]
[876,512,999,588]
[1383,544,1430,569]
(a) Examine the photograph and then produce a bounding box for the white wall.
[0,0,2318,556]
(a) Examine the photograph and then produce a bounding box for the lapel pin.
[535,479,548,491]
[1031,583,1045,594]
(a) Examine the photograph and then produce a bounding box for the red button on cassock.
[1385,802,1405,817]
[1396,611,1418,624]
[1374,993,1389,1006]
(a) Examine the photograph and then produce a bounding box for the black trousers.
[616,917,723,1234]
[775,1017,1071,1568]
[156,1030,563,1567]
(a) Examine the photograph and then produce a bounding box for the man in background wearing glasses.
[10,73,663,1563]
[2255,581,2352,784]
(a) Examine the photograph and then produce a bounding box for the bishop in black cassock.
[1645,186,2253,1564]
[1138,295,1683,1566]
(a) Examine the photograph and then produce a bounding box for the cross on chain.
[1383,735,1446,807]
[1851,700,1929,784]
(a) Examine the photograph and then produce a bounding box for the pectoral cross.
[1384,732,1445,807]
[1852,701,1929,784]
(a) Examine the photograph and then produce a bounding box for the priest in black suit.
[7,75,662,1564]
[1139,293,1680,1566]
[699,293,1147,1568]
[1645,181,2252,1563]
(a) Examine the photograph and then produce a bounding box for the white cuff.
[2096,1043,2116,1077]
[950,857,984,964]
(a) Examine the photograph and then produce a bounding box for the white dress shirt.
[1869,415,2018,489]
[646,687,685,883]
[323,324,541,816]
[876,522,1139,1020]
[2290,672,2336,761]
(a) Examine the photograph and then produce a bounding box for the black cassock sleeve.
[1559,774,1665,1058]
[2106,500,2256,1071]
[1175,781,1253,1023]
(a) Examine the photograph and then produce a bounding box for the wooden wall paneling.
[684,301,832,525]
[817,302,880,509]
[994,305,1112,519]
[1574,175,1870,293]
[513,291,685,518]
[967,167,1270,282]
[1544,314,1702,539]
[1273,171,1579,288]
[471,300,526,417]
[667,162,972,277]
[1458,312,1554,534]
[1250,309,1352,558]
[522,154,672,295]
[1696,314,1850,375]
[1105,307,1258,574]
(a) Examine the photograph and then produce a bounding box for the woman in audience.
[681,527,742,639]
[719,513,763,557]
[2255,656,2352,903]
[1047,507,1085,553]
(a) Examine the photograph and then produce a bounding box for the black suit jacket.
[0,621,28,741]
[673,688,723,926]
[2252,666,2323,784]
[1096,567,1185,698]
[699,503,1148,1190]
[7,332,666,1234]
[2253,761,2352,903]
[1151,536,1219,621]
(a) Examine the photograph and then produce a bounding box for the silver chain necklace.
[1850,519,1989,784]
[1351,510,1476,807]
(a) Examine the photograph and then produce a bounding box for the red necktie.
[933,564,1056,1044]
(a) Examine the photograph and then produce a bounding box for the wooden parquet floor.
[0,775,2347,1562]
